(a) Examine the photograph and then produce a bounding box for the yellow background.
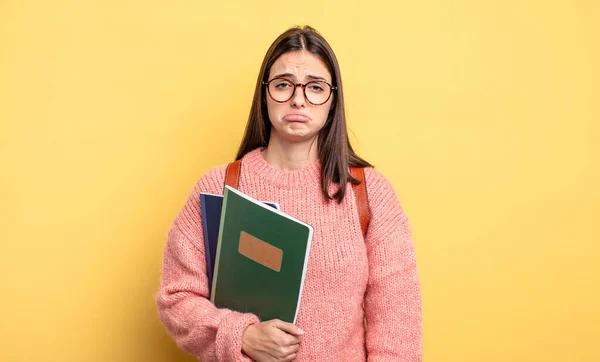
[1,1,598,361]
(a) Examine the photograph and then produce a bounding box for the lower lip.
[284,115,310,122]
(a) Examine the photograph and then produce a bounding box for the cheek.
[316,102,333,125]
[266,99,282,122]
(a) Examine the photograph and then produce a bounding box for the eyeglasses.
[263,77,337,105]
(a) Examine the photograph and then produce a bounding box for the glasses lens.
[305,81,331,105]
[267,79,332,105]
[268,79,294,102]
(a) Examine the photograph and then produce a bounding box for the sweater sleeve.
[363,168,422,362]
[156,167,260,361]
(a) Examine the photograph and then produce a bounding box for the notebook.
[210,186,313,323]
[200,192,279,290]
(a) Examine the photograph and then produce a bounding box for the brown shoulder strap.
[350,167,370,237]
[224,161,370,236]
[224,160,241,189]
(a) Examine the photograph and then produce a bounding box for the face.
[265,50,334,144]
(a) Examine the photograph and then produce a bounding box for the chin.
[277,130,315,143]
[283,134,312,143]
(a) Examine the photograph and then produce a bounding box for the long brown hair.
[236,25,372,203]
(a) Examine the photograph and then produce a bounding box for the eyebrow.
[271,72,330,83]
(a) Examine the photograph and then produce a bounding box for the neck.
[262,134,319,171]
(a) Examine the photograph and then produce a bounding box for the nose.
[290,84,306,108]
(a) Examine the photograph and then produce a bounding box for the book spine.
[210,188,230,303]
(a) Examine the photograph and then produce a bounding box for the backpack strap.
[224,160,370,236]
[224,160,242,189]
[350,166,370,237]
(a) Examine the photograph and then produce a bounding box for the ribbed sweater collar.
[241,148,322,188]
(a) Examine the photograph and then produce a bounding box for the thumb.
[272,319,304,336]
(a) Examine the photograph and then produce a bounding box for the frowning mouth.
[284,113,311,122]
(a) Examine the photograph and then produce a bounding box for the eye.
[307,82,325,92]
[273,80,293,89]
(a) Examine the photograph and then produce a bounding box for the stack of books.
[200,186,313,323]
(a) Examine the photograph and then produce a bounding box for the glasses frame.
[263,77,337,105]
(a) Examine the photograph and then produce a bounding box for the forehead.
[269,50,331,81]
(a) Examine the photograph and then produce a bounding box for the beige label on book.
[238,231,283,272]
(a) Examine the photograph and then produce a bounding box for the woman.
[156,26,422,361]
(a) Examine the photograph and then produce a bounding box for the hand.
[241,319,304,362]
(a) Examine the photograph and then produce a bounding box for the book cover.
[210,186,313,323]
[200,192,279,291]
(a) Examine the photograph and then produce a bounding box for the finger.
[285,343,300,354]
[272,319,304,336]
[282,353,297,362]
[273,343,300,360]
[277,333,301,346]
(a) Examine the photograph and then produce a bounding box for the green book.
[210,186,313,323]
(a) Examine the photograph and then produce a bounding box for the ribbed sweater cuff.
[215,311,260,361]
